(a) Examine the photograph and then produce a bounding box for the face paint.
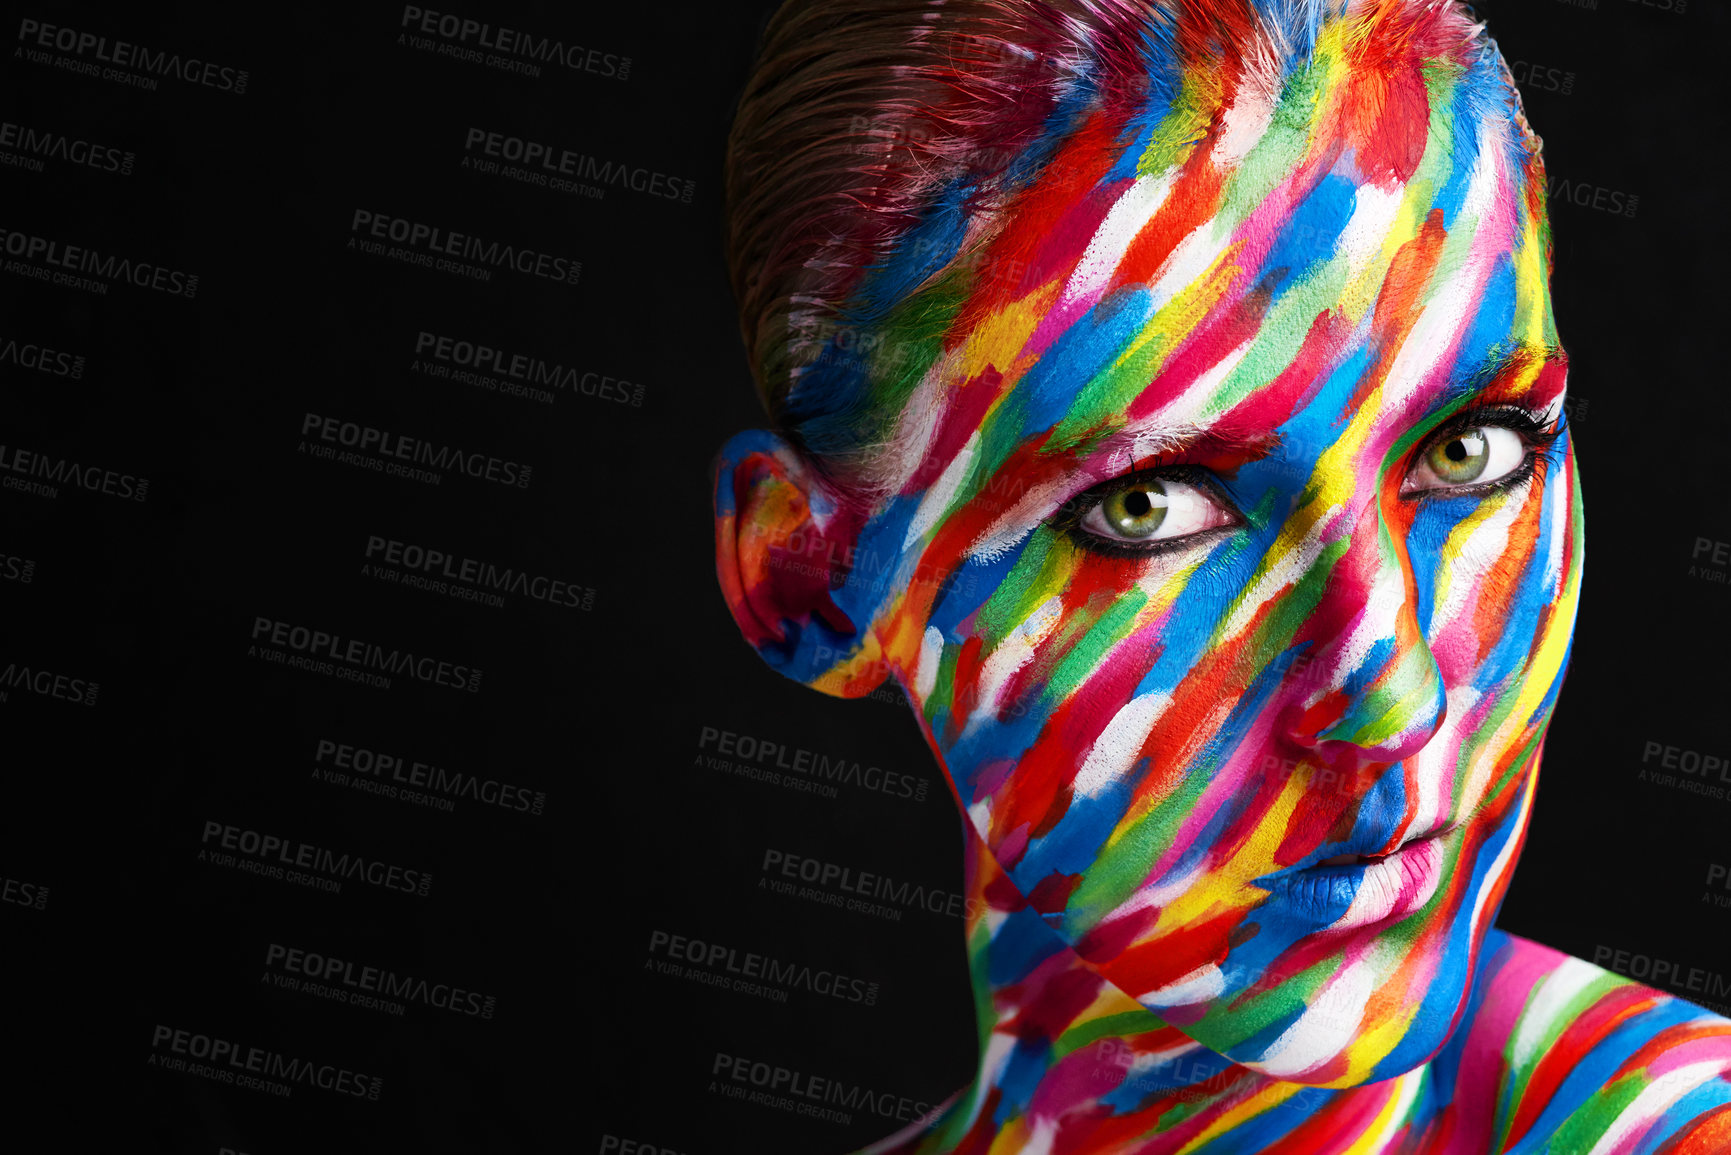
[714,0,1731,1148]
[732,4,1577,1080]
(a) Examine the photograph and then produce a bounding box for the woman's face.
[723,38,1580,1088]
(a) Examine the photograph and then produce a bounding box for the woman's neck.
[872,824,1442,1154]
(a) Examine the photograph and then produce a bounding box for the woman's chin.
[1204,1010,1460,1088]
[1161,923,1474,1088]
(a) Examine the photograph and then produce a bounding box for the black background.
[1,2,1725,1153]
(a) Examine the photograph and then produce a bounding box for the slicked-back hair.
[723,0,1542,491]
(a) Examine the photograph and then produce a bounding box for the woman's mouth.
[1315,844,1420,867]
[1270,827,1456,931]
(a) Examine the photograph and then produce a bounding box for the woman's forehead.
[847,37,1557,491]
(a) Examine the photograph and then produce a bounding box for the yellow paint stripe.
[1176,1080,1310,1153]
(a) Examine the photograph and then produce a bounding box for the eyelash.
[1050,464,1242,559]
[1401,402,1567,502]
[1052,404,1568,555]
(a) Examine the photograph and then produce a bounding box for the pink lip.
[1315,822,1454,868]
[1321,829,1450,931]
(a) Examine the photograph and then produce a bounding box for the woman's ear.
[712,430,890,697]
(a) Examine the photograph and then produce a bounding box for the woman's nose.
[1282,499,1446,764]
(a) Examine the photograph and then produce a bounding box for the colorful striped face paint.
[716,1,1579,1090]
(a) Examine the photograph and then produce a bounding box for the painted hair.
[723,0,1545,495]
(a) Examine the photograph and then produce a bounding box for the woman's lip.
[1268,826,1456,930]
[1311,824,1454,869]
[1318,851,1378,867]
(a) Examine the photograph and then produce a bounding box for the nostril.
[1306,677,1448,763]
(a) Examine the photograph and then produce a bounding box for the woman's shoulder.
[1432,928,1731,1152]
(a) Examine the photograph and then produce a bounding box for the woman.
[712,0,1731,1149]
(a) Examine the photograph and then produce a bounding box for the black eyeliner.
[1401,400,1566,503]
[1050,464,1246,558]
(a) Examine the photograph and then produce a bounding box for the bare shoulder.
[1434,929,1731,1153]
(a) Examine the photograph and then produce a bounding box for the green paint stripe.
[1541,1075,1646,1155]
[1046,587,1151,703]
[1051,1010,1165,1063]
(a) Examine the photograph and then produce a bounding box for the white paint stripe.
[1467,756,1535,946]
[1381,124,1505,413]
[1020,1119,1057,1152]
[1073,690,1173,798]
[916,626,945,701]
[1411,684,1478,836]
[1543,418,1571,593]
[1584,1059,1731,1155]
[1309,561,1406,704]
[964,597,1066,738]
[905,430,979,551]
[1337,184,1406,278]
[1146,218,1230,314]
[1063,171,1177,310]
[1143,963,1226,1009]
[1218,512,1335,642]
[1113,862,1202,922]
[1431,494,1521,638]
[1252,962,1373,1077]
[1163,333,1258,427]
[1212,87,1276,168]
[1368,1070,1426,1150]
[1510,957,1603,1073]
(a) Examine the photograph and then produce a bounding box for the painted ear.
[712,430,888,696]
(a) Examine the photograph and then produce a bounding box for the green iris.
[1102,481,1169,539]
[1428,429,1489,484]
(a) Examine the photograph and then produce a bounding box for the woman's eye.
[1077,477,1238,546]
[1401,425,1528,494]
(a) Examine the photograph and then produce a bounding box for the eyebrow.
[1074,420,1284,474]
[1062,343,1567,480]
[1434,343,1569,413]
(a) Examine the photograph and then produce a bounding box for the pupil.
[1123,490,1152,517]
[1445,439,1468,462]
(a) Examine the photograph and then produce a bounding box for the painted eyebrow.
[1072,420,1284,477]
[1060,342,1568,481]
[1433,344,1569,414]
